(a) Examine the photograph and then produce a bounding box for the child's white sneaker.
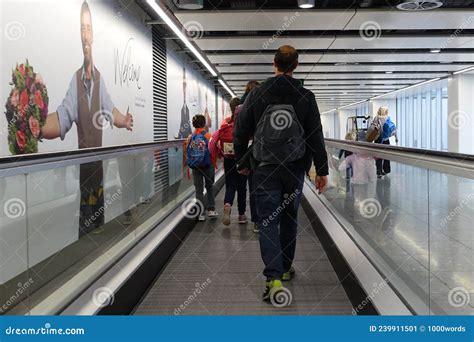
[207,210,219,218]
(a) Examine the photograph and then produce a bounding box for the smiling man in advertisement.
[41,1,134,235]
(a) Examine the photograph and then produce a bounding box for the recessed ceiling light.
[397,0,443,11]
[430,48,441,53]
[175,0,204,10]
[385,71,393,74]
[298,0,315,9]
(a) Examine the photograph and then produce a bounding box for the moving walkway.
[0,139,472,315]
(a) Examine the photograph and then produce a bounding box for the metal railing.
[325,138,474,179]
[0,140,186,177]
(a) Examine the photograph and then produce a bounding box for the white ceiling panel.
[176,10,474,31]
[175,10,355,31]
[295,79,420,85]
[330,36,474,50]
[233,85,399,90]
[217,64,466,73]
[223,72,446,80]
[319,53,474,63]
[210,53,474,69]
[196,37,335,51]
[211,52,474,65]
[346,10,474,30]
[228,79,421,85]
[209,53,323,64]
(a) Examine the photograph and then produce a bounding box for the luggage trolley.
[346,115,371,142]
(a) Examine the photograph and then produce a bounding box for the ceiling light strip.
[370,77,441,100]
[219,79,236,98]
[453,66,474,75]
[146,0,218,77]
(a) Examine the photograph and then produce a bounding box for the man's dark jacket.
[233,75,329,176]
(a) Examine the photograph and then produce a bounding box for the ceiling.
[177,0,474,10]
[168,1,474,112]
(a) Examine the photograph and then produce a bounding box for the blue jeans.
[253,164,304,280]
[248,170,258,223]
[223,158,247,215]
[192,166,215,211]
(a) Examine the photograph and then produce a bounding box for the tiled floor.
[134,189,353,315]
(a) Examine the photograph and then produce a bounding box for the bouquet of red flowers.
[4,60,48,155]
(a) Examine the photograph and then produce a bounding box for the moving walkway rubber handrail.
[326,138,474,161]
[0,140,185,177]
[325,138,474,179]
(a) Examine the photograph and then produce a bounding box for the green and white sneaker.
[262,279,283,301]
[253,223,259,233]
[282,267,295,281]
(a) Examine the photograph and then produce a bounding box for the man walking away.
[234,45,329,301]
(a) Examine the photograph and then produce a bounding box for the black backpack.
[253,95,306,165]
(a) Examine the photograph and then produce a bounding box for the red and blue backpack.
[187,132,211,169]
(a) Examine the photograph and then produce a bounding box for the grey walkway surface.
[134,189,353,315]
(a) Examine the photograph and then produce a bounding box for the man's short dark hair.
[274,45,299,73]
[192,114,206,128]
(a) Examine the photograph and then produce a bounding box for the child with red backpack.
[186,114,218,221]
[209,98,247,226]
